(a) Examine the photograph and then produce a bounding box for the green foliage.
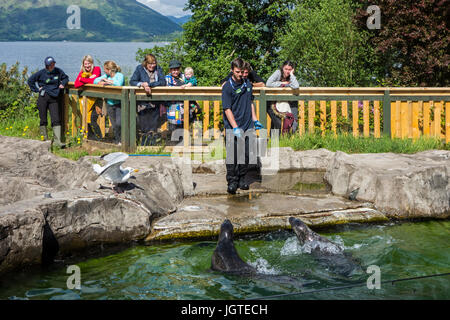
[278,0,376,86]
[0,62,37,121]
[137,0,296,85]
[355,0,449,87]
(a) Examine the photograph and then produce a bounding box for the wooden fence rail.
[64,84,450,152]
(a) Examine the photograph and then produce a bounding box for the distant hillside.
[167,15,192,26]
[0,0,182,41]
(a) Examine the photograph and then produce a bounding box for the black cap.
[168,59,181,69]
[44,56,56,66]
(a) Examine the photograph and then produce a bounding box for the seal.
[211,219,257,275]
[289,217,362,276]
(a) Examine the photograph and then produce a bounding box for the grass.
[2,114,449,160]
[277,132,450,154]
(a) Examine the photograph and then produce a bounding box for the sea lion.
[289,217,362,276]
[211,219,257,275]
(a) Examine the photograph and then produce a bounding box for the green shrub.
[0,62,38,121]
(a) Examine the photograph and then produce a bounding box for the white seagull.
[93,152,137,193]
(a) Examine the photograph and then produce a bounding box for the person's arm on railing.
[266,70,284,87]
[93,74,106,85]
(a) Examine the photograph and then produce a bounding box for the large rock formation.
[324,150,450,219]
[0,136,193,274]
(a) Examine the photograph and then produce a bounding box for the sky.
[137,0,191,17]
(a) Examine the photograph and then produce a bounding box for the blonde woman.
[74,55,101,88]
[129,54,166,145]
[94,61,125,144]
[74,55,103,139]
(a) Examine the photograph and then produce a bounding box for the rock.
[0,136,98,206]
[0,135,194,274]
[261,147,335,174]
[0,207,45,274]
[147,193,387,241]
[324,151,450,219]
[192,159,226,174]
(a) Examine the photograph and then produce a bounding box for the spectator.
[94,61,124,145]
[130,54,166,146]
[220,61,265,87]
[266,60,299,132]
[165,59,188,132]
[74,55,103,140]
[182,67,198,87]
[27,56,69,148]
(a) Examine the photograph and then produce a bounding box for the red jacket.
[74,66,101,88]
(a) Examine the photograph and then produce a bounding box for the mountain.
[0,0,182,41]
[167,15,192,26]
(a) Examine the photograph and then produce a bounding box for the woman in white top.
[266,61,299,132]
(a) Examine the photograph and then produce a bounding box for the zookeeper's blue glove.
[254,120,264,130]
[233,127,242,138]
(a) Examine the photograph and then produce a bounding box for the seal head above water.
[211,219,257,275]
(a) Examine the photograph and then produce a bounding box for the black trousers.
[88,105,103,139]
[225,130,256,186]
[107,103,121,143]
[37,93,61,127]
[138,106,160,133]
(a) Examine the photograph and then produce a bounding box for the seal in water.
[211,219,257,275]
[289,217,362,276]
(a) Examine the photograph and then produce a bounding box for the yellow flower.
[41,135,44,141]
[9,126,12,129]
[22,133,25,136]
[25,126,29,129]
[5,128,8,130]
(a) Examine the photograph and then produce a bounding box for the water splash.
[248,258,280,275]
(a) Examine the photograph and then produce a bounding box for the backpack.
[270,103,295,134]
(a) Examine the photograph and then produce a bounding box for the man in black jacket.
[27,56,69,148]
[220,61,265,87]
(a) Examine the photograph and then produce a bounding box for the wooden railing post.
[259,90,267,130]
[129,89,137,152]
[383,90,391,137]
[121,89,130,151]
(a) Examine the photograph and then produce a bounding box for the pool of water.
[0,220,449,300]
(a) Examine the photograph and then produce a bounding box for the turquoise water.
[0,220,449,300]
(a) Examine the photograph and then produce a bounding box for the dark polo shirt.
[222,78,254,131]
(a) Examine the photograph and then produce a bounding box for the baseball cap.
[44,56,56,66]
[168,59,181,69]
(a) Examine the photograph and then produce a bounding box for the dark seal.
[211,219,256,275]
[289,217,362,276]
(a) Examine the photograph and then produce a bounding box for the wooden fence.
[63,84,450,152]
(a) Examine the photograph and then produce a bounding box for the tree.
[356,0,449,86]
[138,0,297,85]
[278,0,376,87]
